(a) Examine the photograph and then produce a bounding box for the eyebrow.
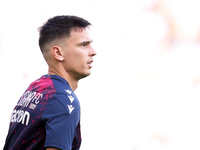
[80,40,93,45]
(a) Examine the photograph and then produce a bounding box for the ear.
[51,46,64,61]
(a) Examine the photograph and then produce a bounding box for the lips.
[87,60,93,68]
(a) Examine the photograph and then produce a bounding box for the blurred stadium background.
[1,0,200,149]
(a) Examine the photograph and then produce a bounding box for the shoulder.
[27,75,56,94]
[52,88,80,115]
[43,75,80,114]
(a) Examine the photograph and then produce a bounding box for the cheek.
[64,49,87,67]
[74,52,87,62]
[68,53,85,67]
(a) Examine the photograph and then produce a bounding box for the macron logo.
[68,95,74,103]
[65,89,72,94]
[67,105,75,113]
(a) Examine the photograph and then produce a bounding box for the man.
[3,15,97,150]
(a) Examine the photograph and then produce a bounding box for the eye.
[81,43,88,48]
[82,43,87,47]
[80,41,92,48]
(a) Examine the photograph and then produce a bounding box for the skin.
[46,28,97,92]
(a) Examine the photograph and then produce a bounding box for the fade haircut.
[38,15,92,52]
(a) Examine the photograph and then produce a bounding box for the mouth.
[87,60,93,68]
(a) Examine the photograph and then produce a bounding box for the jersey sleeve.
[42,96,80,150]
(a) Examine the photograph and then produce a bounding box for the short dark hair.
[38,15,92,52]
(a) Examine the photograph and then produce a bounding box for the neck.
[48,67,78,91]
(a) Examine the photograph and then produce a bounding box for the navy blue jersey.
[3,75,81,150]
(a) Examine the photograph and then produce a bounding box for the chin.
[83,72,91,78]
[78,72,91,80]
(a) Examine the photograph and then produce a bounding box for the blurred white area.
[1,0,200,149]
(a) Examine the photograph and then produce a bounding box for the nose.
[89,46,97,57]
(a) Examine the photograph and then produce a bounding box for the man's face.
[62,28,97,80]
